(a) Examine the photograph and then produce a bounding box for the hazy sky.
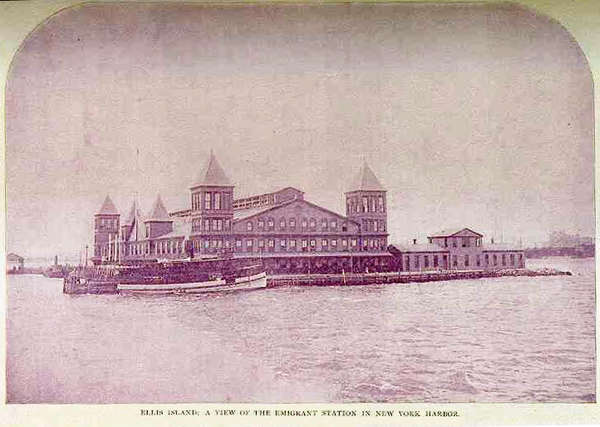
[6,3,594,258]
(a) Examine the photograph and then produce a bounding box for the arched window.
[247,221,253,231]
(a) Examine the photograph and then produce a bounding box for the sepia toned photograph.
[4,1,595,406]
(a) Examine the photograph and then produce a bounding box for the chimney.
[413,239,417,245]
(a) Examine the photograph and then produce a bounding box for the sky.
[5,2,594,258]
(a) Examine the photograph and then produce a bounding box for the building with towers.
[91,151,395,273]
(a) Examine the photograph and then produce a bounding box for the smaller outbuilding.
[388,228,525,272]
[7,253,25,272]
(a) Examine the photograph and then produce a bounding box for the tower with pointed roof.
[189,151,235,255]
[144,194,173,239]
[93,195,120,262]
[345,161,388,252]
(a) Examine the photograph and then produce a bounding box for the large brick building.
[92,152,395,273]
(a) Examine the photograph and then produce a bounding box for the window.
[476,255,481,266]
[414,256,419,268]
[362,197,369,212]
[502,254,506,266]
[444,238,448,247]
[371,197,376,212]
[204,219,209,231]
[246,239,253,251]
[433,255,439,267]
[214,192,221,210]
[462,237,467,248]
[204,192,211,210]
[493,254,498,266]
[331,220,337,229]
[290,239,296,248]
[378,196,384,212]
[213,219,218,231]
[290,218,296,229]
[331,239,337,248]
[310,239,316,248]
[258,219,264,230]
[302,218,307,229]
[465,255,469,267]
[280,218,286,230]
[222,193,229,210]
[424,256,429,267]
[322,239,328,247]
[258,239,265,248]
[374,221,378,232]
[280,239,286,248]
[453,239,457,248]
[236,239,242,247]
[225,219,230,231]
[510,254,515,265]
[380,221,385,232]
[351,239,357,247]
[302,239,308,248]
[453,255,458,267]
[342,239,347,247]
[268,239,274,248]
[342,222,348,232]
[247,221,253,231]
[321,219,328,230]
[309,218,316,229]
[204,240,210,248]
[267,218,274,229]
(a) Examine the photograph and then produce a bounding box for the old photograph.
[4,2,595,404]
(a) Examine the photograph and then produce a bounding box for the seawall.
[266,268,571,288]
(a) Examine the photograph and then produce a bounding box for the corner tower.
[345,162,388,251]
[93,195,120,262]
[189,151,234,254]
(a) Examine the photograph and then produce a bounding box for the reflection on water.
[6,257,595,403]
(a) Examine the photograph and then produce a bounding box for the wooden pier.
[266,268,571,288]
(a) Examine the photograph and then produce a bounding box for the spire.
[349,161,385,192]
[146,194,170,222]
[124,200,142,225]
[192,150,232,187]
[97,195,119,215]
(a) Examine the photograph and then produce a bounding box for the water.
[7,257,595,403]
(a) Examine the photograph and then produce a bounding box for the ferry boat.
[63,253,267,295]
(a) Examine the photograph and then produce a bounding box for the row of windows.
[362,219,386,233]
[233,237,385,252]
[246,217,349,232]
[192,218,232,233]
[96,218,118,229]
[191,191,232,211]
[347,195,385,214]
[430,237,482,248]
[405,252,524,269]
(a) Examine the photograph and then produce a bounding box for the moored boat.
[116,271,267,295]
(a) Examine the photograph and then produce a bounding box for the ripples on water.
[6,257,595,403]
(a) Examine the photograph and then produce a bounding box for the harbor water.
[6,257,595,403]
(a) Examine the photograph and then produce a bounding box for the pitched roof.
[7,253,24,261]
[97,195,119,215]
[146,194,171,222]
[428,227,483,238]
[232,198,358,225]
[192,150,232,187]
[482,243,523,252]
[348,161,385,192]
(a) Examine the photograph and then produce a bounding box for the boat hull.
[116,272,267,295]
